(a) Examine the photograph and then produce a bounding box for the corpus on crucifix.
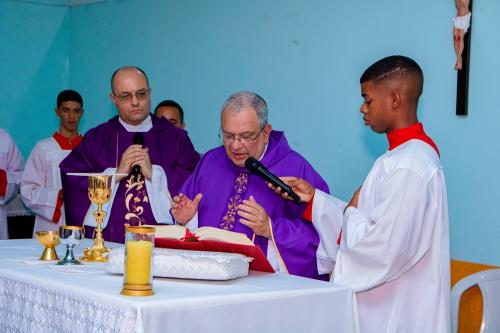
[453,0,471,70]
[453,0,472,116]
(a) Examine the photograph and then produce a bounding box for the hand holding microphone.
[116,132,152,182]
[131,132,144,178]
[245,157,302,204]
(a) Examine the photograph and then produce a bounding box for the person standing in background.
[154,99,185,129]
[21,90,84,235]
[0,129,24,239]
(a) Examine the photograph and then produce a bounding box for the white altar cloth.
[0,239,359,333]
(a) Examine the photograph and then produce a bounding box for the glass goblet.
[57,226,84,265]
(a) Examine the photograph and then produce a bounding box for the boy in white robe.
[0,129,24,239]
[21,90,84,235]
[277,56,450,333]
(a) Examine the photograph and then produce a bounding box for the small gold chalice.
[81,175,112,262]
[35,231,61,261]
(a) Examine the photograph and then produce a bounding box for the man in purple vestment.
[172,91,330,280]
[60,66,200,243]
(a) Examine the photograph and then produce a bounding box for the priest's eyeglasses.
[219,128,264,144]
[112,89,150,103]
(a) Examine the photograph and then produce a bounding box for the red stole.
[53,132,82,150]
[387,122,440,156]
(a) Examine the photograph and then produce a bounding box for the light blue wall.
[3,0,500,265]
[448,0,500,264]
[0,1,70,158]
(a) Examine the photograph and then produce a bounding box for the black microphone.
[131,132,144,177]
[245,157,301,204]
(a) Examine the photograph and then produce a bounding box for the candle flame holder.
[121,225,155,296]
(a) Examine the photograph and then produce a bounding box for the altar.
[0,239,359,333]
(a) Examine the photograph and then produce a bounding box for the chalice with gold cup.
[35,231,60,261]
[81,175,112,262]
[57,225,84,265]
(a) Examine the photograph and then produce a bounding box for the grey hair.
[221,91,268,129]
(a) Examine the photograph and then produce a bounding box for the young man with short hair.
[21,89,84,235]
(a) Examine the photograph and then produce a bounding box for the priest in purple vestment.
[60,66,200,243]
[172,91,330,280]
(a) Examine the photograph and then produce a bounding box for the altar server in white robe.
[21,90,84,235]
[0,129,24,239]
[277,55,450,333]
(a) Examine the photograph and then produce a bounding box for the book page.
[144,224,187,239]
[195,227,254,246]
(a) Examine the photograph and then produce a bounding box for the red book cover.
[155,238,275,273]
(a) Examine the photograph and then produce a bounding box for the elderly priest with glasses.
[60,66,200,243]
[171,91,330,280]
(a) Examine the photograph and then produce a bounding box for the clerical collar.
[53,132,82,150]
[258,143,269,161]
[387,122,440,156]
[118,114,153,132]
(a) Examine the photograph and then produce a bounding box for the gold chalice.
[35,231,60,261]
[81,175,112,262]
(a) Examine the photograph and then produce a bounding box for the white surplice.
[313,139,450,333]
[21,136,72,235]
[0,129,24,239]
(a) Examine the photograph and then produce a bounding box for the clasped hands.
[171,193,272,238]
[116,144,152,182]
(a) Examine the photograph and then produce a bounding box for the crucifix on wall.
[453,0,473,116]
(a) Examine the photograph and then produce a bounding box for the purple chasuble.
[60,115,200,243]
[180,131,330,280]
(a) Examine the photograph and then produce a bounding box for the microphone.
[131,132,144,177]
[245,157,301,204]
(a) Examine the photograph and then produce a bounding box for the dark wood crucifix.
[455,0,473,116]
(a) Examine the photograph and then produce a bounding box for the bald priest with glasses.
[171,91,330,280]
[60,66,200,243]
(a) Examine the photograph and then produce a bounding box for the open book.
[147,224,274,273]
[150,225,254,246]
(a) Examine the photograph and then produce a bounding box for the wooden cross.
[456,0,473,116]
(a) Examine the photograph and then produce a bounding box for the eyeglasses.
[219,128,264,144]
[112,89,150,103]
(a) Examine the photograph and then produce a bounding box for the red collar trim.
[53,132,83,150]
[387,122,440,156]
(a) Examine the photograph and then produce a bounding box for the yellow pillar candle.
[125,240,153,285]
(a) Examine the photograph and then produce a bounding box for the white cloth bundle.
[107,246,251,280]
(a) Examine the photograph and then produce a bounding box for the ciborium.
[35,231,60,261]
[81,175,112,262]
[57,225,84,265]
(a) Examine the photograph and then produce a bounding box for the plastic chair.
[451,268,500,333]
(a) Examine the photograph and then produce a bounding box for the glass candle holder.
[120,225,155,296]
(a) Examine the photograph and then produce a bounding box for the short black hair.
[154,100,184,123]
[360,55,423,95]
[57,89,83,108]
[110,66,150,91]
